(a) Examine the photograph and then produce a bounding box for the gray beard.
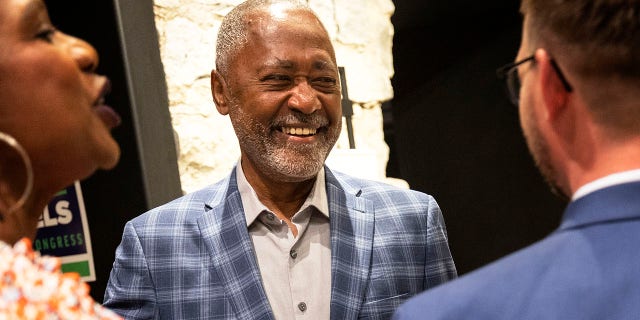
[230,104,340,183]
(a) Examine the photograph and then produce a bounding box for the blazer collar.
[325,167,375,320]
[561,181,640,231]
[197,167,274,320]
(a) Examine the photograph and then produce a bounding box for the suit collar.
[326,167,375,320]
[197,167,274,320]
[561,181,640,231]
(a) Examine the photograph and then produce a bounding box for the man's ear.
[537,49,569,120]
[211,69,229,115]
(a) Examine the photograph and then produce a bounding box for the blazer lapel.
[198,171,274,320]
[326,168,375,320]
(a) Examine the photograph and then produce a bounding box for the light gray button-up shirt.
[237,164,331,320]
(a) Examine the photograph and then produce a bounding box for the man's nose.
[287,80,321,114]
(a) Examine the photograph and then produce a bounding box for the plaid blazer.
[103,166,457,319]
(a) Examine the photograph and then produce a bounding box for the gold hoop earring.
[0,132,34,218]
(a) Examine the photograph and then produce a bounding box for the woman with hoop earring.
[0,0,122,317]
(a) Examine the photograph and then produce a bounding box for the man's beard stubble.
[522,109,570,202]
[230,104,341,183]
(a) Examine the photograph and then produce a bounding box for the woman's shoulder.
[0,238,122,319]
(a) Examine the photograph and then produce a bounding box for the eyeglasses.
[496,54,573,106]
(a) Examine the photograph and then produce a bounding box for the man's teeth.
[282,127,317,136]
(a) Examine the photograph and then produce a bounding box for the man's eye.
[313,77,338,88]
[262,74,291,82]
[317,77,337,84]
[36,28,56,43]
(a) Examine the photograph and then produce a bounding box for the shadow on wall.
[389,0,565,275]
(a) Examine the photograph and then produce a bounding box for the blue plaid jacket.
[103,166,457,319]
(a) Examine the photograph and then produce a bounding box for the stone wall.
[153,0,401,194]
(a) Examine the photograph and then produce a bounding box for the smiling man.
[103,1,456,319]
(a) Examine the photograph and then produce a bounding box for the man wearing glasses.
[393,0,640,319]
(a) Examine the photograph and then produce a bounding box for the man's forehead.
[243,14,334,52]
[266,2,298,19]
[247,7,317,27]
[259,58,335,70]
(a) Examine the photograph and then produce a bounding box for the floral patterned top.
[0,238,122,319]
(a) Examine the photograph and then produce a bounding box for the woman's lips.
[93,78,120,129]
[95,104,121,129]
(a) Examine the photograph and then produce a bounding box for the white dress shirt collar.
[572,168,640,201]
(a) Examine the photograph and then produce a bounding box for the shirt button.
[298,302,307,312]
[289,249,298,259]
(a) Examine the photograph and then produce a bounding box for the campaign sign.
[33,181,96,282]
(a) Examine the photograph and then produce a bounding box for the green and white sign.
[34,181,96,282]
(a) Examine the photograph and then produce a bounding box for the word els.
[38,200,73,228]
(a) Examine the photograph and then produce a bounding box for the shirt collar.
[236,161,329,227]
[572,168,640,201]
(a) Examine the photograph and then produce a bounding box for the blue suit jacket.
[104,166,457,319]
[393,181,640,320]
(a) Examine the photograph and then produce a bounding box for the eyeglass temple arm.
[549,59,573,92]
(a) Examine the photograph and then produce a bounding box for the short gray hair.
[215,0,313,77]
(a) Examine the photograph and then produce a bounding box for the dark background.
[44,0,566,302]
[388,1,565,275]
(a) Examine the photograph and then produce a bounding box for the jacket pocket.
[363,292,410,305]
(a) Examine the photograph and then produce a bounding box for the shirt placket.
[289,208,313,319]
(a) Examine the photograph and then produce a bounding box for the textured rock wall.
[153,0,398,193]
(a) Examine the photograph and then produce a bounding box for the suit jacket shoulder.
[393,181,640,320]
[328,169,440,220]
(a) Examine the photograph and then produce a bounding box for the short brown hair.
[521,0,640,135]
[520,0,640,79]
